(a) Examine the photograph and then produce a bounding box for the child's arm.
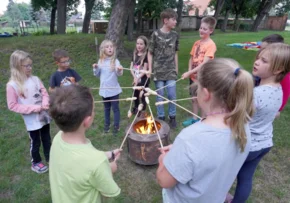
[105,149,122,173]
[115,60,123,76]
[188,57,192,72]
[182,56,211,79]
[148,52,153,77]
[92,63,101,77]
[39,79,49,110]
[6,85,42,114]
[156,152,178,188]
[175,52,178,74]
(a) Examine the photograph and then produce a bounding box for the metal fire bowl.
[126,118,170,165]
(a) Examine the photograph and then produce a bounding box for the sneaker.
[169,116,177,129]
[104,125,110,133]
[113,126,120,136]
[182,118,200,127]
[158,116,165,121]
[31,162,48,174]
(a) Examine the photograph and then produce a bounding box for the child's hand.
[42,104,49,110]
[33,106,42,113]
[181,71,191,79]
[92,63,98,69]
[112,148,122,161]
[158,144,172,154]
[146,71,151,78]
[117,66,123,71]
[133,77,138,86]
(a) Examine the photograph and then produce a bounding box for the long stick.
[155,78,183,92]
[120,104,143,149]
[91,86,143,90]
[155,97,197,105]
[145,97,164,148]
[145,88,201,119]
[94,97,136,103]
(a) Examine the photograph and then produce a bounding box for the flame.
[135,116,157,134]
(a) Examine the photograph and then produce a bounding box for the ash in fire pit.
[126,117,170,165]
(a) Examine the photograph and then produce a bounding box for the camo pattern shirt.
[149,29,179,81]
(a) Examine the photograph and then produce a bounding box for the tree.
[275,0,290,16]
[251,0,277,31]
[82,0,95,33]
[176,0,183,30]
[105,0,133,55]
[126,0,136,41]
[213,0,225,20]
[57,0,67,34]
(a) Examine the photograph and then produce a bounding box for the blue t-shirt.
[49,68,81,88]
[163,122,251,203]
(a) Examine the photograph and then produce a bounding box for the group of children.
[5,7,290,203]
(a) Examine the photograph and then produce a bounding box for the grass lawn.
[0,30,290,203]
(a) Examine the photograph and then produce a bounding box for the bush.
[32,30,49,36]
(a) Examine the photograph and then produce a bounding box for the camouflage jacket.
[149,29,179,81]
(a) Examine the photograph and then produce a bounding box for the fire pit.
[126,116,170,165]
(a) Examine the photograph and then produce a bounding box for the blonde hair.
[99,40,116,71]
[133,36,148,68]
[9,50,32,97]
[198,58,254,152]
[257,43,290,82]
[201,16,217,30]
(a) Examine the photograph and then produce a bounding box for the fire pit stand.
[126,118,170,165]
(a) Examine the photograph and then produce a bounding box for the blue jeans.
[154,80,176,118]
[232,147,272,203]
[102,94,120,128]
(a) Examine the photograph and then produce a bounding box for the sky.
[0,0,85,15]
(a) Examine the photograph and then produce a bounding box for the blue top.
[93,58,123,98]
[49,68,81,88]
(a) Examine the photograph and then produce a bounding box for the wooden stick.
[120,104,143,149]
[155,97,197,105]
[154,93,201,119]
[145,97,164,148]
[90,86,143,90]
[155,78,183,92]
[94,97,137,103]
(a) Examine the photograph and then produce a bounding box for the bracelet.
[111,151,115,161]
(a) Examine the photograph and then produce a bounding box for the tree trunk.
[82,0,95,33]
[221,9,230,32]
[50,6,57,34]
[251,0,275,32]
[127,0,136,41]
[57,0,67,34]
[106,0,132,56]
[176,0,183,32]
[233,13,239,31]
[136,10,142,34]
[213,0,225,20]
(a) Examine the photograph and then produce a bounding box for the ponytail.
[198,58,254,152]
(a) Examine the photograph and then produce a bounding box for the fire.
[135,116,158,134]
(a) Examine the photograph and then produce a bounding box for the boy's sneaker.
[113,126,120,136]
[104,125,110,133]
[31,162,48,174]
[169,116,177,129]
[158,116,165,121]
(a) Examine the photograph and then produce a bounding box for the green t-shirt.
[49,131,120,203]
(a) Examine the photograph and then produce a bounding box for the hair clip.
[234,67,240,76]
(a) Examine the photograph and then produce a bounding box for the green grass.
[0,30,290,202]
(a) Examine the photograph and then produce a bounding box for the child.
[49,49,81,91]
[148,8,179,128]
[230,43,290,202]
[182,16,217,127]
[49,85,121,203]
[92,40,123,135]
[130,35,150,118]
[156,58,254,202]
[260,34,290,114]
[6,50,51,173]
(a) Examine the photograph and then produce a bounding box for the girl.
[130,36,150,117]
[92,40,123,135]
[6,50,51,174]
[156,58,254,202]
[231,43,290,202]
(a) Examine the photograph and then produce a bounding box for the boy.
[181,16,217,127]
[49,49,81,91]
[148,8,179,128]
[49,85,121,203]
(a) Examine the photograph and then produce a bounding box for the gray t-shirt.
[163,122,251,203]
[249,85,282,151]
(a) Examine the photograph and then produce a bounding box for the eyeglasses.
[59,59,72,64]
[21,64,32,69]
